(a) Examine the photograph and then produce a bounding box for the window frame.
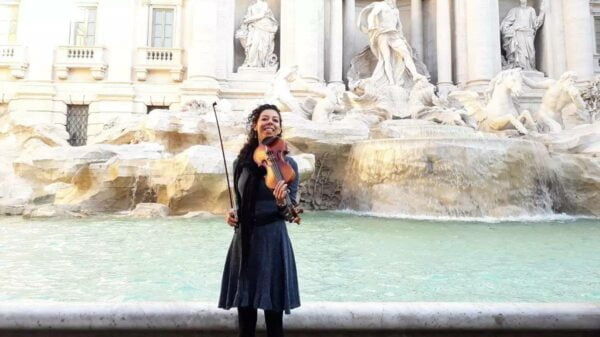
[144,1,181,49]
[69,6,97,47]
[0,4,19,44]
[150,7,174,48]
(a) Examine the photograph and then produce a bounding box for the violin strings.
[267,151,293,207]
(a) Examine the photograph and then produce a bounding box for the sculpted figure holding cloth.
[500,0,546,71]
[357,0,423,86]
[236,0,279,69]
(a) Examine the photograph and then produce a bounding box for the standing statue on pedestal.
[500,0,546,71]
[357,0,424,87]
[235,0,279,70]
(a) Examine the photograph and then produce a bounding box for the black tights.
[238,307,284,337]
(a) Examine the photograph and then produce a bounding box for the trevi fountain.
[0,0,599,334]
[0,0,598,219]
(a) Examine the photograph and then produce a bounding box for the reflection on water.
[0,212,599,302]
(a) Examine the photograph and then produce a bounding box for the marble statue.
[264,66,312,118]
[522,71,588,132]
[235,0,279,69]
[450,69,536,135]
[408,75,444,119]
[181,99,209,113]
[357,0,424,87]
[500,0,545,71]
[311,85,345,123]
[581,75,600,122]
[408,76,473,127]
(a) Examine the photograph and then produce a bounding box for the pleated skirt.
[218,219,300,314]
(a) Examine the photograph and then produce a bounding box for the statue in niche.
[500,0,546,71]
[235,0,279,70]
[356,0,426,87]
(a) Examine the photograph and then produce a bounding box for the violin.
[253,136,303,224]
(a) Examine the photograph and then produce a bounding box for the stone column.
[10,0,61,125]
[343,0,356,81]
[562,0,595,82]
[536,1,567,78]
[547,0,567,78]
[411,0,424,61]
[281,0,324,83]
[436,0,452,92]
[328,0,344,86]
[453,0,468,87]
[182,0,220,95]
[465,0,501,90]
[91,0,142,138]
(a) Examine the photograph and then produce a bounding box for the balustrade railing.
[135,47,184,81]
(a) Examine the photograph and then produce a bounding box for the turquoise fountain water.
[1,212,598,303]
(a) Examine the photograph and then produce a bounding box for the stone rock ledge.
[0,302,598,331]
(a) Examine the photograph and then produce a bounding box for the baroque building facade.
[0,0,598,145]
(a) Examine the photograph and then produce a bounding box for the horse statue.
[449,69,536,135]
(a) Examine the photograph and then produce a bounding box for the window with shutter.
[0,5,18,44]
[151,8,174,48]
[72,7,97,47]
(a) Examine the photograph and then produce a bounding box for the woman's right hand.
[226,209,238,227]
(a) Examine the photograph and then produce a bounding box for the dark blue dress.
[218,157,301,314]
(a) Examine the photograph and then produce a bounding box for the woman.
[219,104,300,337]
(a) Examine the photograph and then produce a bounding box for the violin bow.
[212,102,235,210]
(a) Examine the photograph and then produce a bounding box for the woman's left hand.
[273,180,288,205]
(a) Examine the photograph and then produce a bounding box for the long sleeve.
[286,157,300,204]
[232,158,241,210]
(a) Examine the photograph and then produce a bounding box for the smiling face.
[253,109,282,143]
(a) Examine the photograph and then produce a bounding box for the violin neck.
[267,151,284,181]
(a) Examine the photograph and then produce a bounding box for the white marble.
[435,0,452,94]
[465,0,502,89]
[184,0,220,91]
[280,0,324,83]
[545,0,567,78]
[0,302,598,330]
[450,69,536,135]
[235,0,279,70]
[2,0,600,220]
[327,0,343,86]
[410,0,423,61]
[0,0,599,130]
[500,0,545,71]
[342,0,356,79]
[523,71,588,132]
[562,0,595,82]
[357,0,424,86]
[453,0,468,88]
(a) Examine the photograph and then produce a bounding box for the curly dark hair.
[237,104,282,162]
